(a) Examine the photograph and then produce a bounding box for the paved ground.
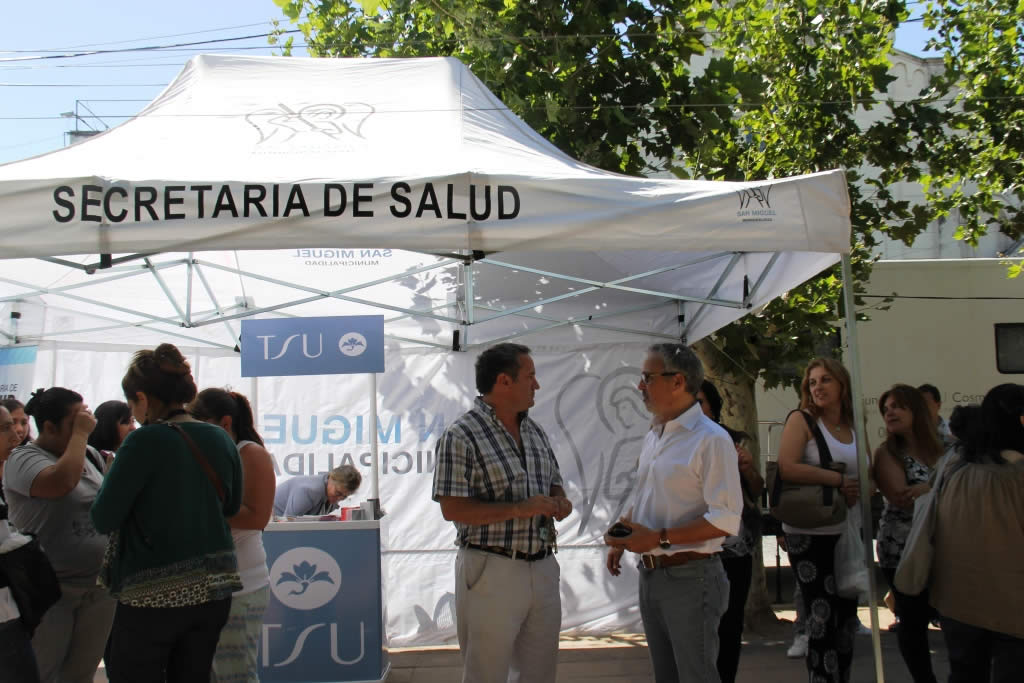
[382,607,948,683]
[94,604,946,683]
[93,609,946,682]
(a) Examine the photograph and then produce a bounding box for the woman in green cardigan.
[91,343,243,683]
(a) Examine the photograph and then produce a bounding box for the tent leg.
[368,371,381,519]
[841,254,885,683]
[455,259,473,351]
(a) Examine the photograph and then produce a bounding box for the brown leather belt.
[465,543,552,562]
[639,551,711,570]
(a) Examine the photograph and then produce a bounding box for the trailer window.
[995,323,1024,374]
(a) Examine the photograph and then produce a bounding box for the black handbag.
[0,535,62,637]
[767,410,848,528]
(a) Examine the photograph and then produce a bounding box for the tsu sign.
[260,524,388,682]
[240,315,385,377]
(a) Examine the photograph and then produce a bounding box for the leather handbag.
[768,410,847,528]
[894,455,967,596]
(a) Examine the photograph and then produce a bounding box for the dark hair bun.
[122,343,197,406]
[154,343,191,376]
[24,388,46,415]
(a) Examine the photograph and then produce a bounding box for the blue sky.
[0,1,937,165]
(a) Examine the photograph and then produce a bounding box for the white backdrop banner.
[37,341,658,645]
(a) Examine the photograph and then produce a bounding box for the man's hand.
[518,495,561,519]
[553,496,572,521]
[73,407,97,437]
[606,547,624,576]
[603,518,660,553]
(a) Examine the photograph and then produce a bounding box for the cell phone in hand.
[607,522,633,538]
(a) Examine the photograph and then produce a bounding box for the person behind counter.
[273,465,361,518]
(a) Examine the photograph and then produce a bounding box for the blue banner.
[241,316,384,377]
[0,346,37,401]
[261,526,387,682]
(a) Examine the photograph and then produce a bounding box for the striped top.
[432,397,562,554]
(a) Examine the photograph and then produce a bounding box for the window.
[995,323,1024,374]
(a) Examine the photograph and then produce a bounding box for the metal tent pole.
[369,371,381,518]
[841,254,885,683]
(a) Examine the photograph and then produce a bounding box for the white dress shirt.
[630,401,743,555]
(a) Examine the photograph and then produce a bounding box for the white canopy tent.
[0,55,882,673]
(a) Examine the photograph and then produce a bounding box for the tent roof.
[0,55,851,350]
[0,55,850,258]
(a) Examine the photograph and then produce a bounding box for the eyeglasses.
[639,372,679,385]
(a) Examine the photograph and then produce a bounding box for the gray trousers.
[638,555,729,683]
[32,581,116,683]
[455,547,561,683]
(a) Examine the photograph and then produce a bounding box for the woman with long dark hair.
[87,400,136,472]
[87,401,134,452]
[190,388,276,683]
[930,383,1024,682]
[777,357,862,683]
[90,344,242,683]
[873,384,944,683]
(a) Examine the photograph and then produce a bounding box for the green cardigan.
[91,420,243,605]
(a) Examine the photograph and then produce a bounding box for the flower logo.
[270,547,342,610]
[277,560,335,596]
[338,332,367,357]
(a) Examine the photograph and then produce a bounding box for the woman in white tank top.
[190,388,276,683]
[777,358,862,683]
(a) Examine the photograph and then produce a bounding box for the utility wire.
[0,31,301,63]
[0,62,214,70]
[860,294,1024,301]
[0,83,169,87]
[0,13,940,63]
[37,22,280,51]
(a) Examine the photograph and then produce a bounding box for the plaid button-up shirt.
[432,397,563,554]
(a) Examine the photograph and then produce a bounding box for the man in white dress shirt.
[605,343,743,682]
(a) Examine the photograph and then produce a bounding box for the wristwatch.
[658,528,671,550]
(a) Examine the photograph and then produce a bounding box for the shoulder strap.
[781,409,836,507]
[164,423,225,503]
[787,409,834,466]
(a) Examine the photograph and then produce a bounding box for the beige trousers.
[455,547,561,683]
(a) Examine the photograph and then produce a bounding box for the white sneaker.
[786,634,809,658]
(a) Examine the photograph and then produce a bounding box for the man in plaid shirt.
[433,343,572,683]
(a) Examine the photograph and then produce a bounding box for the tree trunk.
[693,339,780,634]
